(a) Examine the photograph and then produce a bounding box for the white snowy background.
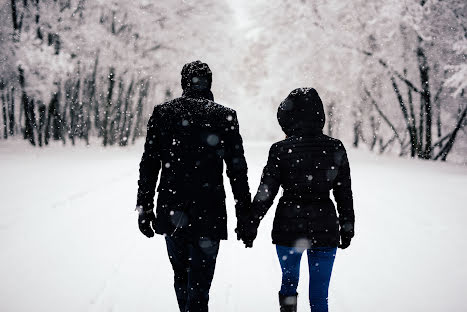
[0,0,466,311]
[1,140,467,311]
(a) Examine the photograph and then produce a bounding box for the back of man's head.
[181,60,212,91]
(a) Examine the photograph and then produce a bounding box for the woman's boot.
[279,292,297,312]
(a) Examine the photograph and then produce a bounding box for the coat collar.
[182,88,214,101]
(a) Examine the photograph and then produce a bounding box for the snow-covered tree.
[0,0,234,146]
[235,0,466,161]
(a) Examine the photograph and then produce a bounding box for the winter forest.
[1,1,467,312]
[0,0,466,161]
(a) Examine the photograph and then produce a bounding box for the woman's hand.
[338,235,351,249]
[338,222,354,249]
[235,216,257,248]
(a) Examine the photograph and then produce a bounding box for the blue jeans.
[276,245,337,311]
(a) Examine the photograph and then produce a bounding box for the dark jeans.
[276,245,337,312]
[165,236,220,312]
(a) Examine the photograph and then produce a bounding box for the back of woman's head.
[277,88,325,137]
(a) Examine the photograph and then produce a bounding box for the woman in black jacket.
[245,88,354,312]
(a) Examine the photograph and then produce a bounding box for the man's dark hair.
[180,60,212,91]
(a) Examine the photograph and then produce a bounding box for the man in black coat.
[135,60,251,312]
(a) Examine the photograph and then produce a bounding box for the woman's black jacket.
[251,88,354,248]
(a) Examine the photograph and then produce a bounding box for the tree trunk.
[70,77,81,145]
[11,0,18,31]
[124,112,134,147]
[18,66,36,145]
[102,67,115,146]
[389,78,416,156]
[119,79,134,146]
[59,82,68,145]
[65,79,76,145]
[45,90,61,145]
[90,53,100,137]
[37,103,46,147]
[327,101,335,136]
[436,103,442,139]
[81,78,91,145]
[18,94,23,135]
[416,37,432,159]
[109,77,124,145]
[33,0,42,40]
[369,115,378,151]
[75,78,85,141]
[406,85,418,157]
[132,80,149,144]
[26,99,36,145]
[433,85,443,139]
[1,89,8,139]
[353,119,361,148]
[8,86,15,136]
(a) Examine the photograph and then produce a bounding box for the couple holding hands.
[136,61,354,312]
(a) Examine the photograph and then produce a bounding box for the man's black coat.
[136,66,250,240]
[251,88,354,247]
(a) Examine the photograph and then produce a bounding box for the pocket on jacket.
[157,198,191,228]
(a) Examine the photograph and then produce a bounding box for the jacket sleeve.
[136,107,162,212]
[332,143,355,236]
[251,144,281,226]
[223,111,251,217]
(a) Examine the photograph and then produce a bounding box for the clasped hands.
[235,215,258,248]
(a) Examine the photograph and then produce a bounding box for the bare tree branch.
[379,134,397,154]
[434,105,467,161]
[142,44,166,58]
[433,132,452,148]
[364,86,404,146]
[390,76,420,157]
[342,43,422,94]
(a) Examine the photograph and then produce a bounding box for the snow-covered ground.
[1,140,466,312]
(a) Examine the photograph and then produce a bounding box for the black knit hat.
[277,88,325,136]
[181,60,212,91]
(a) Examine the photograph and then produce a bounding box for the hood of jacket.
[181,60,214,101]
[277,88,325,137]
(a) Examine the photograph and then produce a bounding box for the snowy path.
[1,141,466,312]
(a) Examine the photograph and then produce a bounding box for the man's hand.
[235,216,257,248]
[137,207,156,238]
[242,231,256,248]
